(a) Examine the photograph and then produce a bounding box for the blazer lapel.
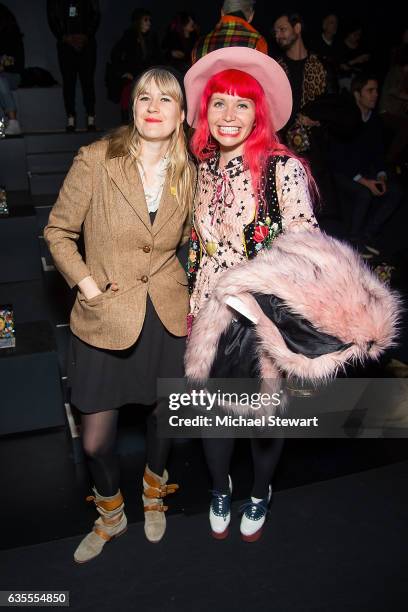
[152,171,180,236]
[104,155,151,231]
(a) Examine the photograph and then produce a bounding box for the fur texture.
[185,231,401,385]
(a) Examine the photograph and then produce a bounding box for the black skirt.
[67,294,186,414]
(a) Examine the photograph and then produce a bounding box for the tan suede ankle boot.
[74,489,127,563]
[142,465,179,543]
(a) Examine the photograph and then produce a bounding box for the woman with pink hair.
[184,46,399,544]
[184,48,319,542]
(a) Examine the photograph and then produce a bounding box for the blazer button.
[141,275,149,283]
[143,245,151,253]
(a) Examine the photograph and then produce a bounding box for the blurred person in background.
[0,3,24,135]
[274,11,342,217]
[47,0,100,132]
[310,12,339,74]
[107,8,161,122]
[337,21,371,91]
[329,74,403,255]
[192,0,267,63]
[162,11,198,74]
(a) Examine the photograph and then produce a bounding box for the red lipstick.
[145,118,162,123]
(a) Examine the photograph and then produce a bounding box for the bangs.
[205,69,264,102]
[133,68,183,105]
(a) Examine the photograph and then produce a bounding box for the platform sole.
[241,527,263,543]
[211,527,229,540]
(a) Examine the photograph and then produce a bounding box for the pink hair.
[190,69,318,204]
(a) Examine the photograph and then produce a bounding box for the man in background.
[273,12,340,216]
[329,75,403,255]
[192,0,267,63]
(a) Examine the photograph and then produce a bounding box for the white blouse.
[137,156,169,213]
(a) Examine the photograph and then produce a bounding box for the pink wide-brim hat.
[184,47,293,130]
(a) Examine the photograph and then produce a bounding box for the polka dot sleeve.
[276,157,320,233]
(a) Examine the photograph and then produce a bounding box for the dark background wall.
[4,0,408,127]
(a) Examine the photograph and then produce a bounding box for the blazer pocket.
[78,290,109,306]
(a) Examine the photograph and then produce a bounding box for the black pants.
[57,40,96,116]
[333,173,402,244]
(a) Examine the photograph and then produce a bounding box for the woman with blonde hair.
[45,67,195,562]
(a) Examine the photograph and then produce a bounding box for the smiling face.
[207,93,256,158]
[134,79,184,142]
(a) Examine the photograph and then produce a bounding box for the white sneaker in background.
[66,115,75,132]
[5,119,22,136]
[87,115,96,131]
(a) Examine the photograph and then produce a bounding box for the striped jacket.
[192,15,268,64]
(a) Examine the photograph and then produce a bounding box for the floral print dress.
[189,154,319,319]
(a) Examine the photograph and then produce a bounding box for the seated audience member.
[336,21,371,91]
[329,74,403,255]
[0,3,24,135]
[379,44,408,167]
[107,8,160,121]
[273,11,341,215]
[192,0,267,63]
[162,12,198,74]
[310,12,339,72]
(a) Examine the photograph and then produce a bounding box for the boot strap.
[93,526,113,541]
[144,503,168,512]
[86,492,124,511]
[101,513,123,526]
[144,483,179,499]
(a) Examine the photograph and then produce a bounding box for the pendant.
[205,241,218,257]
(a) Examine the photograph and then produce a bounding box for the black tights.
[81,403,171,497]
[202,437,284,499]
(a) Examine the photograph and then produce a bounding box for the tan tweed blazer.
[44,139,194,350]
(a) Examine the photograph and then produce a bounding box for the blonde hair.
[106,68,194,212]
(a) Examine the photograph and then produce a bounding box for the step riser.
[0,138,29,190]
[29,173,65,195]
[24,131,105,154]
[1,130,105,194]
[26,152,75,173]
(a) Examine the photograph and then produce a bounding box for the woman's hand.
[78,277,119,300]
[77,276,103,300]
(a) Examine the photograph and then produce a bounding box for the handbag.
[286,122,311,154]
